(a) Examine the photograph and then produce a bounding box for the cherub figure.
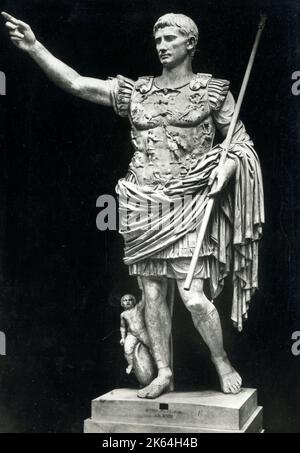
[120,294,151,375]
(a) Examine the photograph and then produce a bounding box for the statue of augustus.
[2,11,264,399]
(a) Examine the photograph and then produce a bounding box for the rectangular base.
[84,406,263,433]
[84,388,263,434]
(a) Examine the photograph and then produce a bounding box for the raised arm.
[1,11,112,106]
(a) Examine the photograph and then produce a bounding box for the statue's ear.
[187,37,196,53]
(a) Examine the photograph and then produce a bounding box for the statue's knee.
[185,296,210,316]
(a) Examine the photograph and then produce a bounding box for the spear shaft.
[184,14,267,291]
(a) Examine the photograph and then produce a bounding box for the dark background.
[0,0,299,433]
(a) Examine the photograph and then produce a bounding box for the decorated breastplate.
[128,73,216,188]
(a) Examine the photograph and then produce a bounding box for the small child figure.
[120,294,151,375]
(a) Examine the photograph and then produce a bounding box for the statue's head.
[121,294,137,310]
[153,13,198,67]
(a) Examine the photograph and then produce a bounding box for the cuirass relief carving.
[127,75,216,187]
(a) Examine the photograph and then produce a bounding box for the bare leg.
[177,278,242,394]
[124,334,138,374]
[137,276,172,399]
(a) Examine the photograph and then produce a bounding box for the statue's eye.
[165,35,177,42]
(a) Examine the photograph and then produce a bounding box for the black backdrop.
[0,0,299,433]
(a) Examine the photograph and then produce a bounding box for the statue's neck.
[158,60,194,88]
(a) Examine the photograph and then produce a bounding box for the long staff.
[184,14,267,291]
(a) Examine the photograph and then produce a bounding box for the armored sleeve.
[108,75,135,118]
[208,77,251,144]
[208,77,230,111]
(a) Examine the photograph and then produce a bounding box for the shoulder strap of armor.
[135,76,154,94]
[208,77,230,111]
[189,73,212,91]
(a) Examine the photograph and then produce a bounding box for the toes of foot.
[223,385,230,394]
[222,378,241,394]
[137,389,147,398]
[234,373,242,385]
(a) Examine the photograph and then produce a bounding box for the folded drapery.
[116,141,264,331]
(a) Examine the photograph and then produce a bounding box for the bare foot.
[212,356,242,394]
[126,365,133,374]
[137,367,172,399]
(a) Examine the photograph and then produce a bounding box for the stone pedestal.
[84,388,263,433]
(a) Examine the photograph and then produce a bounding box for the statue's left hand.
[208,159,236,198]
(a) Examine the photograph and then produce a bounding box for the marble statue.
[2,11,264,400]
[120,294,151,374]
[120,293,156,386]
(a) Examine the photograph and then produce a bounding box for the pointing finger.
[1,11,19,24]
[1,12,28,30]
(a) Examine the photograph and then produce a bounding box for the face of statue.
[154,26,194,68]
[121,294,136,310]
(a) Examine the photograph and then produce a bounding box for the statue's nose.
[158,40,167,51]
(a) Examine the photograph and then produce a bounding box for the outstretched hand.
[1,11,36,51]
